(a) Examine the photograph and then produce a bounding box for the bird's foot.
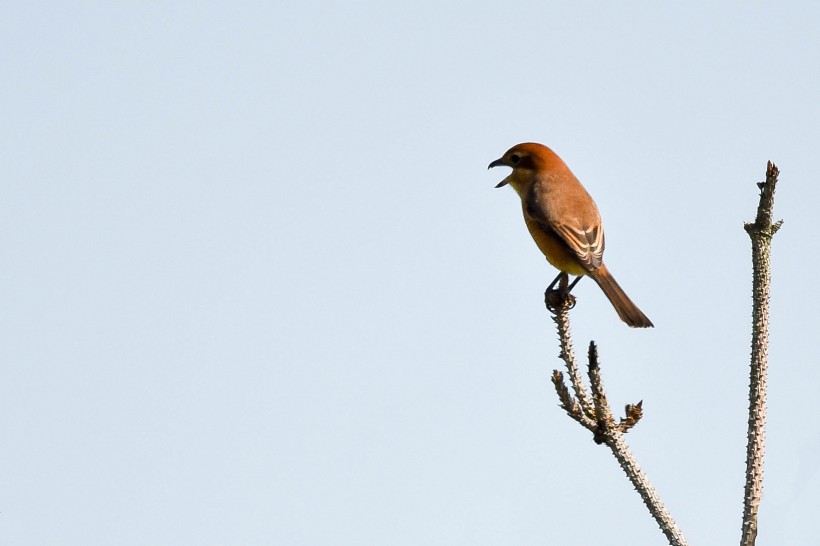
[545,286,576,311]
[545,272,576,311]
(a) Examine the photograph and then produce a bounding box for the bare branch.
[601,431,689,546]
[739,162,782,546]
[587,341,615,444]
[545,290,689,546]
[551,370,595,430]
[547,290,594,419]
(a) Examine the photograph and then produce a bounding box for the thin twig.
[551,370,595,430]
[548,291,594,418]
[587,342,614,444]
[619,401,644,433]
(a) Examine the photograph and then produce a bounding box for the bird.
[488,142,653,328]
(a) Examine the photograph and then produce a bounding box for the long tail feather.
[588,266,654,328]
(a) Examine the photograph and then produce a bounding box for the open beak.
[488,158,509,187]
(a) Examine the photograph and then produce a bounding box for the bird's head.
[488,142,562,189]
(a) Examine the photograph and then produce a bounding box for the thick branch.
[739,161,781,546]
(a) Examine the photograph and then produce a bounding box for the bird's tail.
[588,265,654,328]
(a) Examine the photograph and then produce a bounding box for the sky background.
[2,2,819,545]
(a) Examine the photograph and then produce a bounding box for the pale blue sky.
[2,2,819,545]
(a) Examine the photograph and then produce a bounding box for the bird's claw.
[545,287,576,311]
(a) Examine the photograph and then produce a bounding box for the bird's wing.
[523,186,605,272]
[548,222,605,271]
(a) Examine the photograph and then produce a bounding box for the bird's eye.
[510,154,520,164]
